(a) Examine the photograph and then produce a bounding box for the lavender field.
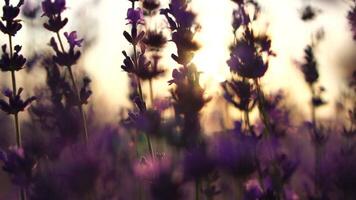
[0,0,355,199]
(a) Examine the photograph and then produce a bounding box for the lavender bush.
[0,0,354,199]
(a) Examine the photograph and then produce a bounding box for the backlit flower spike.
[0,0,24,36]
[0,44,26,72]
[300,45,318,84]
[0,88,36,115]
[2,0,24,21]
[49,36,81,67]
[41,0,68,32]
[41,0,66,17]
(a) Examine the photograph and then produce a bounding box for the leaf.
[123,31,133,43]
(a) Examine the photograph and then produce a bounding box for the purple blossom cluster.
[0,0,354,200]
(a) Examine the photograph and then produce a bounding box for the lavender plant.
[0,1,36,199]
[224,0,274,136]
[41,0,89,144]
[121,0,157,157]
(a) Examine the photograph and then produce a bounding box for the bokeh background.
[0,0,354,126]
[0,0,355,197]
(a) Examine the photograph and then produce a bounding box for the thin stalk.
[56,32,89,144]
[195,179,200,200]
[8,35,21,147]
[146,134,154,157]
[19,189,26,200]
[9,33,26,200]
[149,79,154,107]
[254,79,272,135]
[235,179,244,200]
[129,2,153,157]
[309,84,320,196]
[244,109,254,134]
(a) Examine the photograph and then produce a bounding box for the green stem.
[56,32,89,144]
[129,7,153,156]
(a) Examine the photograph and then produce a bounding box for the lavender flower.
[301,5,318,21]
[142,31,167,50]
[221,79,256,111]
[64,31,84,48]
[300,45,319,84]
[142,0,160,13]
[227,29,272,79]
[41,0,65,17]
[0,88,36,115]
[135,53,165,81]
[126,8,144,26]
[41,0,67,32]
[0,0,24,36]
[0,146,36,187]
[49,36,81,67]
[0,44,26,72]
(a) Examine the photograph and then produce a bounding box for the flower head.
[64,31,84,48]
[0,44,26,72]
[49,37,81,67]
[0,0,24,35]
[41,0,66,17]
[299,45,319,84]
[41,0,67,32]
[2,0,24,21]
[126,8,144,26]
[222,79,256,111]
[0,88,36,115]
[143,0,160,12]
[227,30,272,78]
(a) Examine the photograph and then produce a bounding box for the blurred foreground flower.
[0,146,36,187]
